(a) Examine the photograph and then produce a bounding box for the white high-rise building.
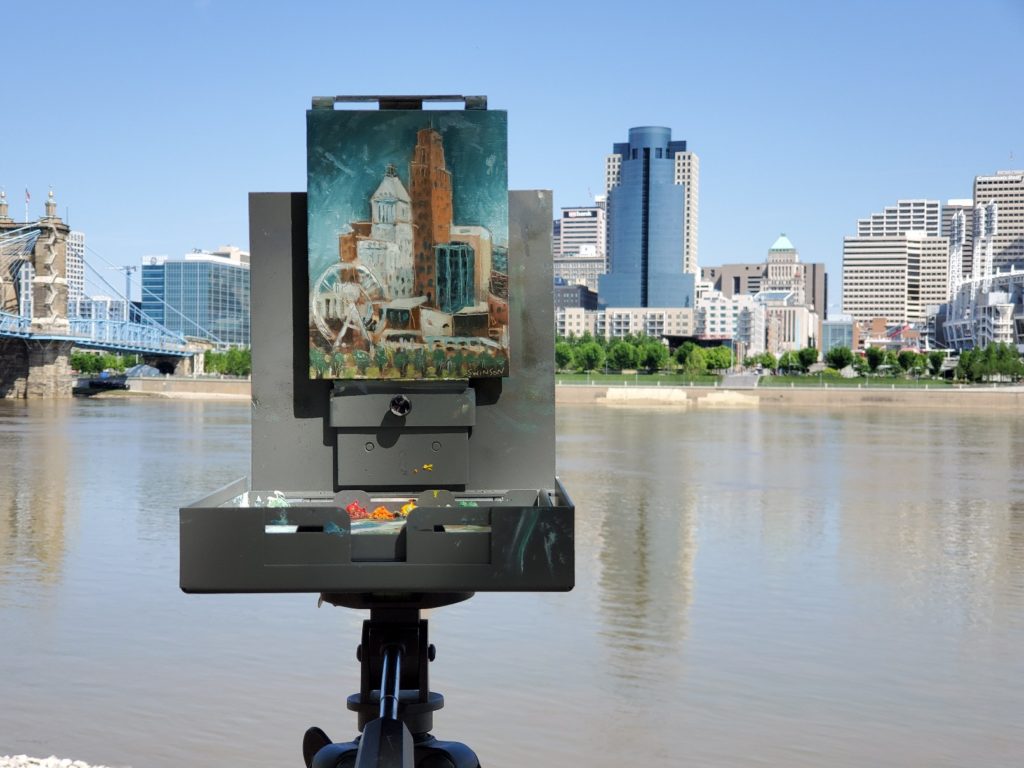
[558,205,606,261]
[856,199,941,237]
[66,230,85,302]
[552,203,607,292]
[842,233,949,323]
[973,171,1024,270]
[674,151,699,274]
[844,199,949,323]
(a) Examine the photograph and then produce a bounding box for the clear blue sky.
[4,0,1022,310]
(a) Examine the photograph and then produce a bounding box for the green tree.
[432,346,447,374]
[638,340,669,372]
[682,346,707,376]
[705,346,732,371]
[798,347,819,370]
[674,341,697,366]
[927,350,945,376]
[825,346,854,370]
[607,341,639,371]
[574,341,605,372]
[882,350,901,373]
[374,346,390,374]
[412,348,428,377]
[865,346,884,372]
[309,347,328,377]
[554,341,575,370]
[758,351,777,370]
[897,350,919,372]
[392,349,409,378]
[778,350,800,372]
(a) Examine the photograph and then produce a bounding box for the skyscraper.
[857,199,941,237]
[842,234,948,323]
[843,199,949,323]
[141,246,250,346]
[973,171,1024,270]
[66,230,85,303]
[599,126,697,308]
[409,128,453,304]
[552,202,607,291]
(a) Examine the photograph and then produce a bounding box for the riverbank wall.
[555,383,1024,410]
[111,376,1024,410]
[125,376,250,400]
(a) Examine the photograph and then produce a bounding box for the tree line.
[954,342,1024,382]
[555,336,1024,383]
[70,351,137,374]
[555,333,731,374]
[70,348,252,377]
[205,348,252,376]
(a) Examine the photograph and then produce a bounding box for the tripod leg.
[304,727,333,768]
[354,717,414,768]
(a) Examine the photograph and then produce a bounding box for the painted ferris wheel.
[310,262,387,350]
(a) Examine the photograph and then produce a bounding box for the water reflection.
[0,401,74,593]
[1,400,1022,768]
[834,410,1024,634]
[559,408,697,687]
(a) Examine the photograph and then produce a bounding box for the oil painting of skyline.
[307,109,509,380]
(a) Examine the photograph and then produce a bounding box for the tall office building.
[558,205,606,261]
[141,246,250,346]
[552,203,607,291]
[857,199,941,237]
[842,233,948,323]
[66,230,85,302]
[973,171,1024,270]
[674,151,699,273]
[599,126,697,307]
[843,199,949,323]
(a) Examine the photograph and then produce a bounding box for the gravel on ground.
[0,757,128,768]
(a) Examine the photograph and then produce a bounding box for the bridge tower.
[0,190,74,398]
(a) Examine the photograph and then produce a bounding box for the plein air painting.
[307,109,509,380]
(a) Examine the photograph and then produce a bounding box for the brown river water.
[1,399,1022,767]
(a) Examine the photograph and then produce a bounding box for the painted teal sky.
[2,0,1022,311]
[307,109,508,278]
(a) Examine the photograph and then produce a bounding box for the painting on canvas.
[307,109,509,380]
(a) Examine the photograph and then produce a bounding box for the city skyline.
[2,1,1022,313]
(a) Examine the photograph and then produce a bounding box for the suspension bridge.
[1,194,199,397]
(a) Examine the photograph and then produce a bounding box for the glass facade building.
[599,126,695,308]
[141,250,250,346]
[821,318,854,352]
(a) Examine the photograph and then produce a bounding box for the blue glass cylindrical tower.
[599,127,693,308]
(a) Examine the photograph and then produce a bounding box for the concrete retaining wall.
[117,378,1024,410]
[555,384,1024,411]
[128,376,251,399]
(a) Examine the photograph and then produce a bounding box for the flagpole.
[24,188,30,223]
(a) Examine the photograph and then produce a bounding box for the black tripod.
[303,594,480,768]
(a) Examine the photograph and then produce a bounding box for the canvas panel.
[307,109,509,380]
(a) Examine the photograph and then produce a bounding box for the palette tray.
[179,478,574,594]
